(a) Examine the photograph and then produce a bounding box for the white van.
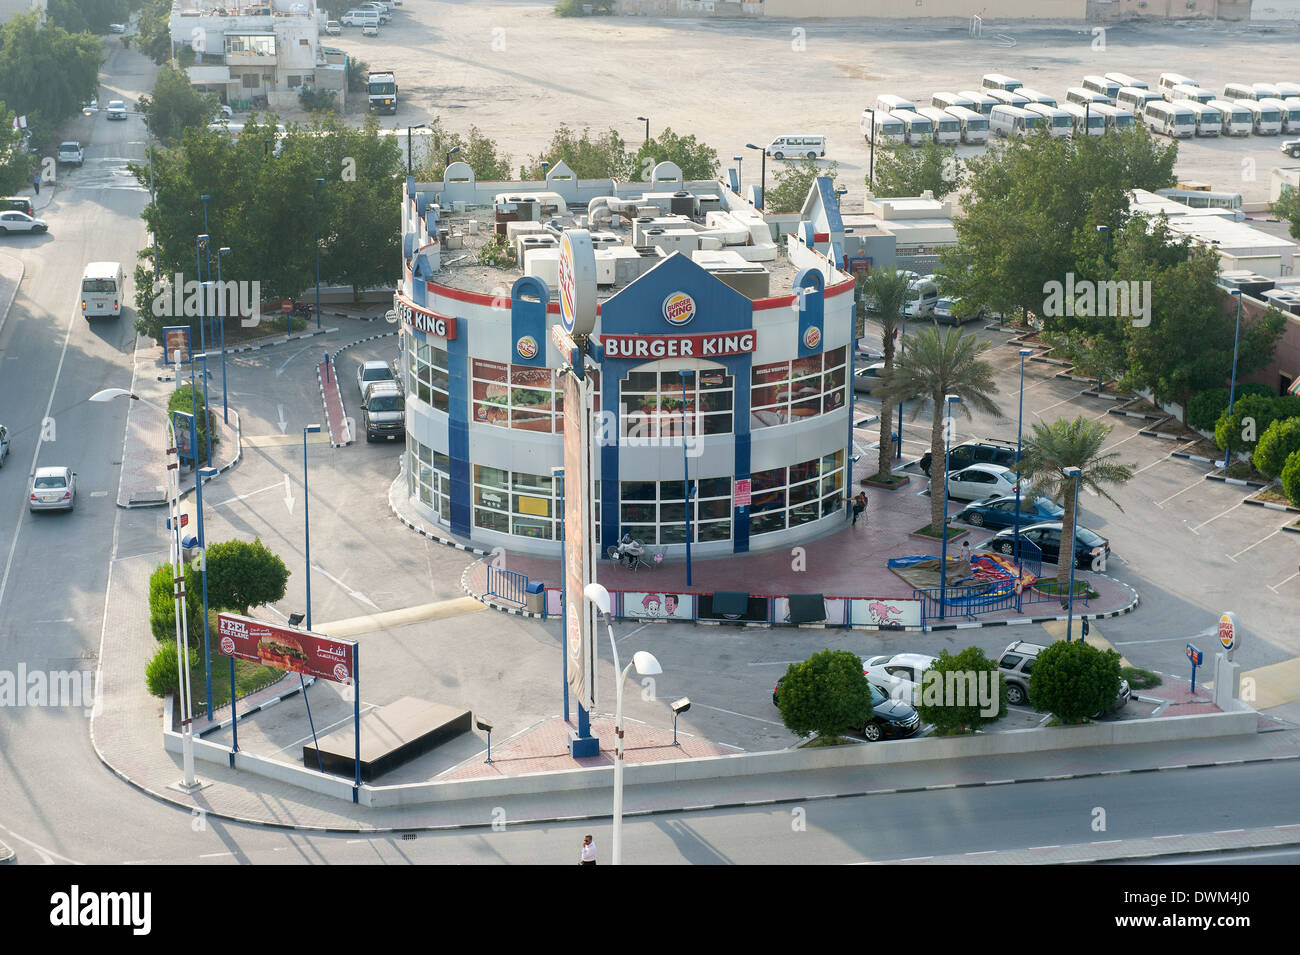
[1158,72,1198,97]
[1142,101,1196,138]
[341,9,380,27]
[1207,99,1253,136]
[1170,84,1214,106]
[1066,87,1111,107]
[862,110,904,145]
[982,74,1023,92]
[765,135,825,159]
[932,92,976,112]
[944,105,988,144]
[1092,103,1136,132]
[989,104,1044,138]
[988,88,1031,109]
[1082,75,1121,100]
[1105,72,1148,91]
[957,90,998,116]
[1060,102,1106,137]
[1223,82,1257,101]
[875,94,916,115]
[1237,99,1282,134]
[1276,82,1300,99]
[82,262,124,318]
[1253,83,1283,100]
[903,276,940,318]
[1259,97,1300,134]
[1018,88,1058,107]
[917,107,961,145]
[890,110,933,147]
[1117,86,1161,117]
[1184,102,1222,137]
[1023,103,1072,138]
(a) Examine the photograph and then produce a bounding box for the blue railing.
[912,581,1022,626]
[486,565,528,606]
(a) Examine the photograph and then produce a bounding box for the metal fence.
[486,565,528,606]
[912,581,1022,626]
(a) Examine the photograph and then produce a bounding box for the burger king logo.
[333,663,351,682]
[803,325,822,350]
[516,335,539,360]
[662,292,696,327]
[220,636,235,654]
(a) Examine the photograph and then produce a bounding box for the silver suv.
[997,640,1130,715]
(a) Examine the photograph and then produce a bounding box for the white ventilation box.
[507,221,548,241]
[644,228,701,256]
[590,231,621,249]
[525,248,561,291]
[517,234,559,270]
[594,249,617,285]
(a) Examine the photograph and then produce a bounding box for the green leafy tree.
[346,58,369,94]
[146,642,199,698]
[1253,417,1300,480]
[628,127,719,181]
[204,538,289,614]
[914,646,1007,735]
[1280,450,1300,506]
[138,66,220,147]
[148,562,201,642]
[1019,416,1135,587]
[860,267,910,480]
[1215,394,1300,459]
[411,120,511,182]
[877,324,1003,535]
[1028,640,1122,724]
[776,649,874,740]
[871,139,962,199]
[298,87,337,114]
[168,384,213,467]
[50,0,138,35]
[0,11,102,127]
[134,0,174,65]
[1269,184,1300,243]
[0,100,33,195]
[519,124,631,180]
[764,157,838,214]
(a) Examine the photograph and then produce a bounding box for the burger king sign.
[662,292,696,327]
[516,335,539,361]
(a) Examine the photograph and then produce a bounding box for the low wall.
[165,704,1257,809]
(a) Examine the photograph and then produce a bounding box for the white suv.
[57,141,84,166]
[996,640,1130,714]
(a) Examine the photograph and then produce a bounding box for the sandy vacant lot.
[326,3,1300,202]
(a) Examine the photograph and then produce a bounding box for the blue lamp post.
[1013,347,1033,576]
[313,177,325,329]
[937,393,961,619]
[1095,224,1111,395]
[733,155,742,192]
[194,235,212,465]
[1063,465,1082,641]
[303,424,321,629]
[196,462,217,720]
[895,310,907,460]
[1222,289,1244,472]
[679,369,693,587]
[199,282,214,466]
[200,195,214,345]
[744,143,766,210]
[216,247,231,424]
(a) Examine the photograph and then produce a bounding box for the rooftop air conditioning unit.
[525,248,561,290]
[517,234,559,270]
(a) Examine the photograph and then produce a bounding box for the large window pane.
[698,498,731,520]
[699,520,731,542]
[660,501,685,524]
[751,511,786,535]
[512,517,552,540]
[698,477,730,499]
[622,481,656,501]
[475,486,508,510]
[752,467,786,492]
[621,503,656,524]
[474,508,509,532]
[475,465,508,489]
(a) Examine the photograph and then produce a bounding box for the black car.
[988,521,1110,569]
[919,439,1019,477]
[773,676,922,742]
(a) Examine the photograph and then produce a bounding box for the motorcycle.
[290,300,314,318]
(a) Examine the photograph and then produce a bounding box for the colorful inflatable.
[889,551,1037,608]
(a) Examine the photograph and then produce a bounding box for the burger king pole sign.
[558,229,598,338]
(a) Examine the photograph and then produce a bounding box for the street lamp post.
[1223,290,1244,472]
[679,369,693,587]
[90,389,199,789]
[862,106,876,187]
[407,122,426,176]
[1063,466,1082,641]
[148,143,159,278]
[636,115,649,143]
[303,424,322,629]
[583,583,662,866]
[744,143,766,211]
[200,195,214,347]
[195,235,212,465]
[216,247,231,423]
[1095,224,1111,395]
[445,145,460,171]
[196,459,217,721]
[895,311,907,461]
[314,178,325,329]
[1013,348,1033,577]
[733,155,742,194]
[937,394,962,619]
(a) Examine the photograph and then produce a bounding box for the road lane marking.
[1269,571,1298,593]
[243,433,331,447]
[688,702,786,727]
[1132,447,1185,476]
[1189,500,1243,533]
[1155,480,1201,508]
[1228,526,1285,561]
[310,563,378,610]
[212,481,284,507]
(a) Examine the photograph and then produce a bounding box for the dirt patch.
[1250,485,1294,507]
[892,560,981,592]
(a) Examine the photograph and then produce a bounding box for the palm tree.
[1019,416,1135,587]
[878,324,1003,535]
[859,267,911,481]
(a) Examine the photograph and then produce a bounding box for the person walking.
[32,173,40,196]
[579,834,597,865]
[851,491,868,526]
[961,540,972,564]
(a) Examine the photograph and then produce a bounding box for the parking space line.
[1269,571,1299,593]
[1189,500,1243,533]
[1155,478,1203,508]
[1228,526,1285,562]
[1132,446,1185,476]
[689,702,786,727]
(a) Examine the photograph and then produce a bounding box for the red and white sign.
[1218,611,1239,653]
[803,325,821,350]
[516,335,539,360]
[217,612,357,685]
[394,294,458,340]
[601,331,756,359]
[559,230,597,337]
[734,478,751,508]
[662,292,697,327]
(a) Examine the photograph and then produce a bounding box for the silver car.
[29,466,76,511]
[357,359,396,399]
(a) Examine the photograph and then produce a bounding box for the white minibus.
[1066,87,1110,107]
[1023,103,1073,138]
[1117,86,1162,116]
[1237,99,1282,134]
[989,104,1044,138]
[1259,97,1300,134]
[1105,72,1148,91]
[862,109,905,145]
[890,110,933,147]
[1184,102,1222,137]
[1207,99,1253,136]
[988,88,1031,109]
[917,107,961,145]
[944,105,988,144]
[875,94,916,114]
[82,262,124,318]
[1082,75,1121,100]
[1158,73,1198,97]
[1142,101,1196,138]
[1223,82,1257,101]
[982,74,1023,92]
[1170,84,1214,106]
[1018,88,1057,107]
[1060,102,1106,137]
[957,90,998,116]
[932,92,976,112]
[1092,103,1136,132]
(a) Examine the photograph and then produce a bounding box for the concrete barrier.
[167,702,1257,806]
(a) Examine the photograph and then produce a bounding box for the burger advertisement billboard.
[217,612,357,685]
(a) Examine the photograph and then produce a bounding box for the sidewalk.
[0,251,23,339]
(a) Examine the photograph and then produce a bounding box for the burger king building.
[397,159,861,559]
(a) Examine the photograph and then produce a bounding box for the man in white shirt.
[580,834,597,865]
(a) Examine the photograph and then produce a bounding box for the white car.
[29,466,76,512]
[357,359,396,399]
[106,100,127,121]
[325,20,342,35]
[0,211,48,234]
[358,2,392,20]
[863,653,938,705]
[361,23,379,36]
[945,463,1020,502]
[57,141,84,166]
[109,23,126,34]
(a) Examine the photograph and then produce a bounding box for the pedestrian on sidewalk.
[579,834,597,865]
[851,490,868,526]
[32,173,40,196]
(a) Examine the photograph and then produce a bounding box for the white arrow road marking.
[310,564,379,610]
[278,404,287,433]
[212,481,283,507]
[276,344,315,377]
[283,474,294,515]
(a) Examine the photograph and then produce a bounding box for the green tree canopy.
[0,100,33,195]
[914,646,1006,734]
[519,124,631,180]
[764,157,837,214]
[204,538,289,615]
[0,11,102,131]
[1028,640,1122,724]
[138,66,220,147]
[1253,416,1300,480]
[777,649,873,740]
[148,561,201,642]
[871,139,962,200]
[1268,183,1300,243]
[628,127,719,182]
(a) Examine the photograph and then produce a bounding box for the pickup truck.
[57,141,84,166]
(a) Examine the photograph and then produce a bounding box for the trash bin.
[525,580,545,614]
[181,534,200,563]
[891,431,901,457]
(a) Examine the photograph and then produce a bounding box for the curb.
[0,251,25,340]
[1029,355,1071,367]
[1283,524,1300,535]
[1171,450,1215,465]
[196,675,314,737]
[389,471,493,558]
[1242,497,1300,514]
[1206,472,1268,489]
[1137,429,1187,442]
[1108,408,1163,420]
[458,558,545,619]
[120,408,243,509]
[317,364,351,447]
[1083,391,1133,402]
[224,326,337,355]
[332,329,398,359]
